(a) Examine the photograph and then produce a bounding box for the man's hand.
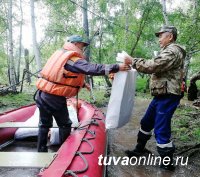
[109,73,115,80]
[124,58,133,65]
[118,64,131,71]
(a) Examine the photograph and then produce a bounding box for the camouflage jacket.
[132,43,186,96]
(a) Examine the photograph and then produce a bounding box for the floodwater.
[104,98,200,177]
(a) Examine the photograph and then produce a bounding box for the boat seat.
[0,152,56,167]
[0,122,80,128]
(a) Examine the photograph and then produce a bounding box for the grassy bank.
[0,88,110,113]
[0,93,34,113]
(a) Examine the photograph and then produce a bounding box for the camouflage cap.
[67,35,89,46]
[155,26,177,40]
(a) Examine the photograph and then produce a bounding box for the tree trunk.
[16,0,23,83]
[124,1,129,49]
[83,0,91,84]
[98,30,112,88]
[104,75,112,88]
[8,0,17,92]
[98,32,103,64]
[83,0,97,101]
[161,0,169,25]
[24,49,31,83]
[30,0,41,71]
[82,0,90,62]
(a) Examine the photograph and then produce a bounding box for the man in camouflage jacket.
[124,26,186,171]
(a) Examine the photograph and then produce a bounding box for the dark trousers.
[35,91,72,152]
[35,90,72,128]
[140,94,181,144]
[38,105,72,129]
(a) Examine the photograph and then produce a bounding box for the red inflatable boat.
[0,98,107,177]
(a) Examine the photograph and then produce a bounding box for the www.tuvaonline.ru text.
[98,154,188,166]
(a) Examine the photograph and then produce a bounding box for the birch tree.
[124,1,129,49]
[161,0,169,25]
[30,0,41,71]
[24,49,31,83]
[8,0,17,91]
[82,0,96,100]
[83,0,90,61]
[16,0,23,82]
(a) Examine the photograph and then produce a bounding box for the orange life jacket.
[36,42,85,97]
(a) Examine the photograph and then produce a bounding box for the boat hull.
[0,99,106,177]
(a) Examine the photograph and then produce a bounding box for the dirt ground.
[104,98,200,177]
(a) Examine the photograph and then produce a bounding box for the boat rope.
[64,170,78,177]
[90,109,104,121]
[39,153,58,173]
[0,140,15,150]
[81,138,94,154]
[77,119,99,130]
[39,109,105,177]
[64,116,101,176]
[86,129,96,140]
[64,151,89,175]
[92,116,103,120]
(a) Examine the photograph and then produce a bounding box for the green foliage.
[79,88,109,107]
[43,0,81,48]
[136,77,148,92]
[40,41,64,65]
[194,128,200,141]
[37,0,200,75]
[188,57,200,77]
[172,105,200,144]
[196,80,200,88]
[99,0,107,13]
[0,0,200,102]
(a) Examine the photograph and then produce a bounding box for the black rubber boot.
[59,127,71,144]
[37,127,49,152]
[157,145,175,171]
[125,130,151,157]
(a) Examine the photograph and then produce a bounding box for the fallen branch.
[176,143,200,155]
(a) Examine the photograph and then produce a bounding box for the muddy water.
[104,98,200,177]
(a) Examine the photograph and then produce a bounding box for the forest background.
[0,0,200,90]
[0,0,200,146]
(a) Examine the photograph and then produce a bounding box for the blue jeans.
[140,94,181,144]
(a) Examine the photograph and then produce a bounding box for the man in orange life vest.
[35,35,130,152]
